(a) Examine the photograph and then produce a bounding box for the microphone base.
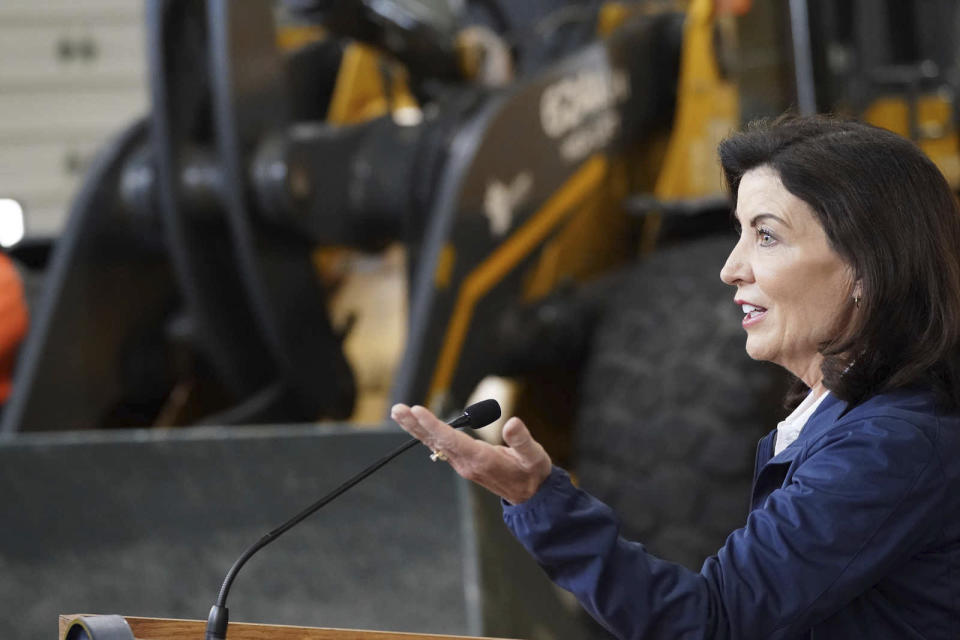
[205,604,229,640]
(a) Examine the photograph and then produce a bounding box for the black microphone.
[204,399,502,640]
[447,398,500,429]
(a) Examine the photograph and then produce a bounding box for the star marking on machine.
[483,171,533,237]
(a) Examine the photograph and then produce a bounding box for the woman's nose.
[720,241,751,285]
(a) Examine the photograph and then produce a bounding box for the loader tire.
[574,235,791,570]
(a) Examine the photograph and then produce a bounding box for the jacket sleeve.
[502,416,942,640]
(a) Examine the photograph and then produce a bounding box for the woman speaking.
[391,115,960,639]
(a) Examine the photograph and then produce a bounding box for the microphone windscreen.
[463,399,501,429]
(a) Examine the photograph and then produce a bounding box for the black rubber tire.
[574,235,791,570]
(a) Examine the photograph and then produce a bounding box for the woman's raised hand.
[390,403,552,505]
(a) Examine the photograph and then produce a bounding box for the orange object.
[0,252,28,403]
[715,0,752,16]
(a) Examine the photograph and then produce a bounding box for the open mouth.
[741,303,767,326]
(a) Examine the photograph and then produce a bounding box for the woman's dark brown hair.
[718,114,960,409]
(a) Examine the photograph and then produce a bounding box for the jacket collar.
[768,391,849,465]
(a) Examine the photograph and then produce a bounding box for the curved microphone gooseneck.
[204,399,501,640]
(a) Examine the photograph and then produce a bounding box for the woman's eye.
[756,227,776,246]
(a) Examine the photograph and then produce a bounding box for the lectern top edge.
[59,614,522,640]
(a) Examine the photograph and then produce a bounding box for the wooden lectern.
[60,615,520,640]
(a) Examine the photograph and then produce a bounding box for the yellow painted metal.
[327,44,419,125]
[276,24,326,51]
[863,94,960,189]
[597,2,637,36]
[434,245,457,290]
[427,156,609,400]
[520,156,635,301]
[653,0,739,201]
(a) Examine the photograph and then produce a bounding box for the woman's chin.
[743,339,772,362]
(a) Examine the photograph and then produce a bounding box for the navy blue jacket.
[503,389,960,639]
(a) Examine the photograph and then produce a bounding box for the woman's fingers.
[390,403,479,459]
[409,404,482,459]
[501,417,542,464]
[499,417,552,502]
[389,403,429,441]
